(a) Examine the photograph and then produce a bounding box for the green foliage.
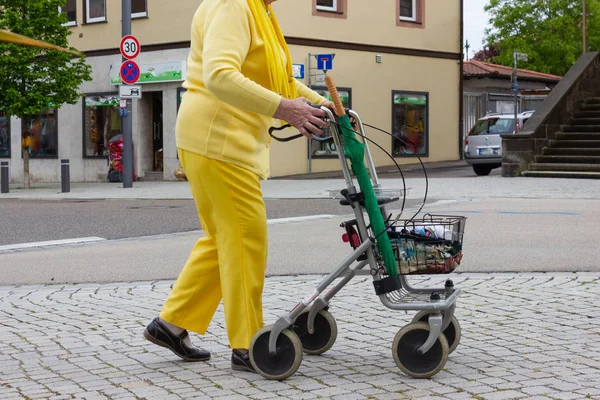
[483,0,600,76]
[0,0,92,119]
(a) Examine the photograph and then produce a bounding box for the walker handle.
[325,75,346,117]
[268,104,331,142]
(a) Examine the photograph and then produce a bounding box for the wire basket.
[386,214,466,275]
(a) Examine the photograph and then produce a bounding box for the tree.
[472,43,502,62]
[483,0,600,76]
[0,0,92,188]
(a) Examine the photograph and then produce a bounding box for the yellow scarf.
[247,0,298,99]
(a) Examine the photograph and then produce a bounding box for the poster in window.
[392,92,428,156]
[22,109,58,158]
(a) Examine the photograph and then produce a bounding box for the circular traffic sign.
[120,60,140,85]
[120,35,140,59]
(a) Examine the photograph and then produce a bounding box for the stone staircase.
[522,97,600,179]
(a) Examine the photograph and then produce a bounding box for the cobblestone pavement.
[1,274,599,400]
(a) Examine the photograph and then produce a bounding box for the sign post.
[120,0,134,188]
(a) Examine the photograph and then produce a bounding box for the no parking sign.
[120,60,140,85]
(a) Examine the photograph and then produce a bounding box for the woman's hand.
[273,97,328,138]
[321,100,335,111]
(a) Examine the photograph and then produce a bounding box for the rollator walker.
[248,76,466,381]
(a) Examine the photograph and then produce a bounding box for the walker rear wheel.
[412,311,461,354]
[249,325,303,381]
[293,308,338,355]
[392,322,449,379]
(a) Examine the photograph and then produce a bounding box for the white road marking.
[0,237,106,252]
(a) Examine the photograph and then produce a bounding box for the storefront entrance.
[151,92,163,172]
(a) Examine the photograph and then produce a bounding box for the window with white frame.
[132,0,147,18]
[316,0,338,12]
[59,0,77,26]
[399,0,416,21]
[86,0,106,23]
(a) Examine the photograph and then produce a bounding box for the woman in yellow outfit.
[143,0,333,373]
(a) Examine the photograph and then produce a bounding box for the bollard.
[1,162,8,194]
[61,159,70,193]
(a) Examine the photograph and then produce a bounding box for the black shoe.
[143,317,211,362]
[232,349,255,372]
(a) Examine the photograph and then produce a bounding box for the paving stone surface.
[0,274,599,399]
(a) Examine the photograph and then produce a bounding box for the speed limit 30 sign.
[120,35,140,59]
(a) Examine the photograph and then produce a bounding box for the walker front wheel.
[392,322,449,379]
[249,325,303,381]
[293,308,338,355]
[412,311,461,354]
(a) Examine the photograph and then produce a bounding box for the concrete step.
[555,132,600,140]
[563,125,600,132]
[585,97,600,104]
[138,171,164,181]
[569,118,600,125]
[574,111,600,118]
[549,139,600,148]
[522,170,600,179]
[528,163,600,172]
[535,155,600,164]
[542,147,600,156]
[580,104,600,111]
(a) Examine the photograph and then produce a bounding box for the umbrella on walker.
[325,75,398,276]
[0,29,82,56]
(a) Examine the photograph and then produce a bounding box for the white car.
[464,111,534,176]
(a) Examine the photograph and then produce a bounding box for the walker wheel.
[412,311,461,354]
[293,308,338,355]
[249,325,303,381]
[392,322,449,379]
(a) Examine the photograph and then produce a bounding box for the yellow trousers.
[160,149,268,349]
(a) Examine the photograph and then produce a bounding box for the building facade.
[2,0,463,183]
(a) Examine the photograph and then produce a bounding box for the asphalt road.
[1,196,598,285]
[0,164,500,247]
[0,197,434,246]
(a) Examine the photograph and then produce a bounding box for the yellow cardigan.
[176,0,326,179]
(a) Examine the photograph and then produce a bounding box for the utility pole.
[465,40,470,61]
[512,51,528,132]
[583,0,588,53]
[122,0,133,188]
[513,50,518,129]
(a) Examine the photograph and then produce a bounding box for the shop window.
[85,0,106,23]
[22,109,58,158]
[397,0,424,27]
[392,91,428,157]
[132,0,147,18]
[0,110,10,158]
[83,95,122,158]
[310,87,352,158]
[313,0,346,18]
[59,0,77,26]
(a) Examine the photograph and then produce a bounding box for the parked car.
[464,111,534,176]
